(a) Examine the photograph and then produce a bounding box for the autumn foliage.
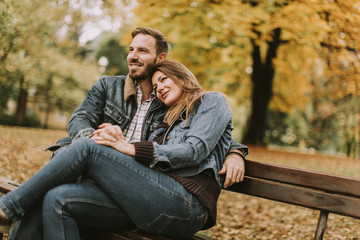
[130,0,360,156]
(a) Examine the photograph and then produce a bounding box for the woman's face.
[152,71,183,106]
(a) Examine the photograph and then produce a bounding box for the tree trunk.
[15,75,28,126]
[42,74,53,129]
[243,28,282,146]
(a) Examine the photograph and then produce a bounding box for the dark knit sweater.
[133,133,221,230]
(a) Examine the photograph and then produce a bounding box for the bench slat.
[0,181,18,193]
[244,159,360,198]
[227,177,360,219]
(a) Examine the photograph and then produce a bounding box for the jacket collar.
[124,75,136,101]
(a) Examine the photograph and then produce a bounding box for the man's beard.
[129,59,157,82]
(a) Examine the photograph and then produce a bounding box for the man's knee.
[43,185,69,211]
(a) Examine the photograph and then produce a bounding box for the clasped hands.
[91,123,245,188]
[91,123,135,156]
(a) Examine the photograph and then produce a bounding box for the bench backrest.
[227,159,360,219]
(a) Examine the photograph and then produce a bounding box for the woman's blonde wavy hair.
[153,60,207,125]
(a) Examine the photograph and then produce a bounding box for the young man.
[10,27,247,239]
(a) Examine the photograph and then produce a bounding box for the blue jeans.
[0,138,207,239]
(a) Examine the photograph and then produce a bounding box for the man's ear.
[156,53,167,63]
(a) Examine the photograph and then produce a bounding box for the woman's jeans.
[0,138,207,240]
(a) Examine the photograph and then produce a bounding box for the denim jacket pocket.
[103,100,130,126]
[166,121,189,144]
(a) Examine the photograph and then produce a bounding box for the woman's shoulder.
[194,91,231,118]
[202,91,227,103]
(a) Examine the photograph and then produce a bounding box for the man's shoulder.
[100,75,127,83]
[96,75,127,88]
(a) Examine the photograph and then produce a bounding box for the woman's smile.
[161,90,169,99]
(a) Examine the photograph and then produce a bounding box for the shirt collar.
[136,82,156,102]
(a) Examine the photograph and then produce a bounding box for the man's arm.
[45,78,109,157]
[219,139,249,188]
[67,77,109,140]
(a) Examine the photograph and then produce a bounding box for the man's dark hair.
[131,27,169,55]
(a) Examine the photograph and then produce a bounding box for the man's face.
[127,34,158,82]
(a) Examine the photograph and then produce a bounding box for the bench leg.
[314,210,329,240]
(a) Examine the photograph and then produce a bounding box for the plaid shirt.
[124,83,156,143]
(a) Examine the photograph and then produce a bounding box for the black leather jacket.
[67,75,168,141]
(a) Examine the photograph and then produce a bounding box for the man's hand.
[219,151,245,189]
[92,123,125,142]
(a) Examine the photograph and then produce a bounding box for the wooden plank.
[244,159,360,198]
[227,177,360,219]
[0,181,19,193]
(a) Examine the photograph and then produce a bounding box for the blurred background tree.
[95,32,129,76]
[127,0,360,158]
[0,0,359,158]
[0,0,130,128]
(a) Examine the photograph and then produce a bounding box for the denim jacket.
[149,92,235,187]
[67,75,168,141]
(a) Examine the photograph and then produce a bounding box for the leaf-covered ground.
[0,125,359,239]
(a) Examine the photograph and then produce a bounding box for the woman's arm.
[92,92,233,171]
[152,92,233,170]
[229,139,249,156]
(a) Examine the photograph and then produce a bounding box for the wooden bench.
[227,159,360,240]
[1,159,359,240]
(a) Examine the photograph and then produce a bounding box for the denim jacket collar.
[124,75,136,101]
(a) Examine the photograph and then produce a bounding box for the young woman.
[0,60,234,239]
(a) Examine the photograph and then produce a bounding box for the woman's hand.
[219,151,245,188]
[91,123,135,156]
